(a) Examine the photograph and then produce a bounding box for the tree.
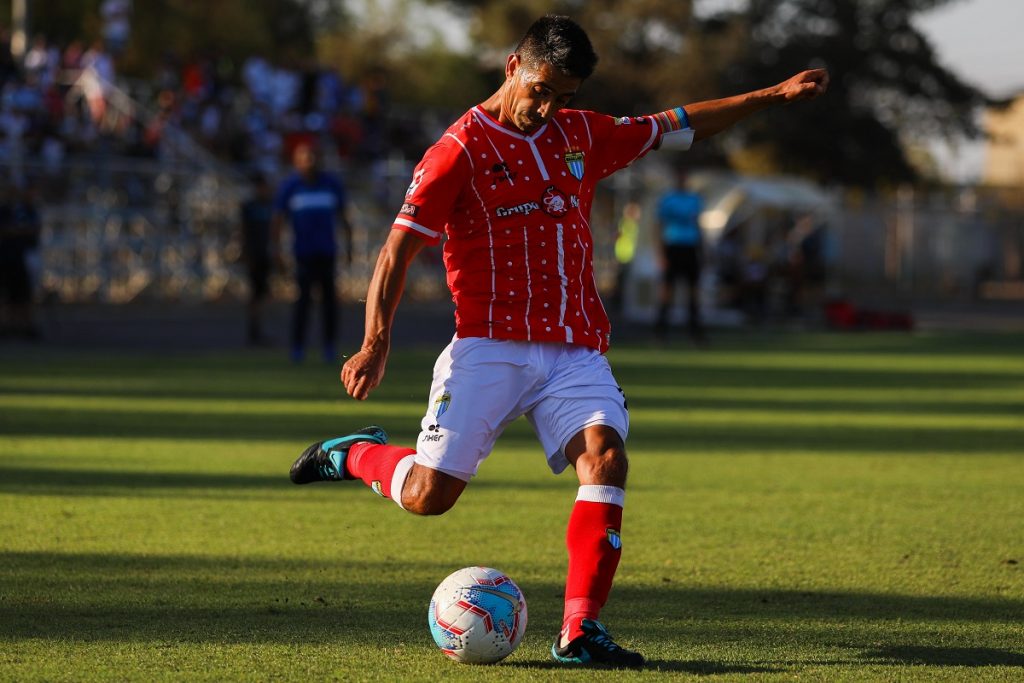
[434,0,988,187]
[706,0,987,186]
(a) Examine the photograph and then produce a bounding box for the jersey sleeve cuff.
[393,217,443,245]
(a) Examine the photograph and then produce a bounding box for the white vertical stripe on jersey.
[574,231,592,332]
[589,266,611,344]
[551,119,571,148]
[579,111,593,147]
[556,222,571,343]
[522,225,532,340]
[447,130,497,338]
[525,137,551,181]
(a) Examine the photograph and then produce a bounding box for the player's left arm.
[680,69,828,142]
[649,69,829,146]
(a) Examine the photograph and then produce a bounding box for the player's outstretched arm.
[341,229,426,400]
[684,69,829,142]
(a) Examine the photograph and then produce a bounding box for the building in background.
[984,94,1024,190]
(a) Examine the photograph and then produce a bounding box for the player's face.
[503,55,581,134]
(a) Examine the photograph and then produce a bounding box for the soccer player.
[290,15,827,667]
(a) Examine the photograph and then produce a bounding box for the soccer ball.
[427,566,528,664]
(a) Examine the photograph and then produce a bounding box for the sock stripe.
[389,455,415,509]
[576,484,625,507]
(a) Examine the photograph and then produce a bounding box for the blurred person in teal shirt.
[655,166,705,343]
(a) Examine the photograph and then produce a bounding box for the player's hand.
[340,346,388,400]
[776,69,829,103]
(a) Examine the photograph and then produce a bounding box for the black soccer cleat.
[551,619,645,668]
[289,426,389,484]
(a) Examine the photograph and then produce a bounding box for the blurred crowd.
[0,20,433,201]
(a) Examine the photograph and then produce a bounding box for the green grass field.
[2,331,1023,681]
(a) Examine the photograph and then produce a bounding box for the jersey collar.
[472,105,550,141]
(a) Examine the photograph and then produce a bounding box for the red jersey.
[393,106,664,353]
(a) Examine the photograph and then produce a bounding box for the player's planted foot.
[551,619,645,668]
[289,426,389,484]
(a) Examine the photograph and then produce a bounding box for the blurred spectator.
[101,0,133,58]
[783,213,827,316]
[23,35,53,85]
[80,41,114,125]
[611,201,640,313]
[240,172,275,345]
[0,182,41,339]
[741,244,769,324]
[272,141,352,364]
[655,167,705,343]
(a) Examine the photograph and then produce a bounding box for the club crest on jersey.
[564,150,585,180]
[542,186,570,217]
[434,390,451,418]
[606,528,622,550]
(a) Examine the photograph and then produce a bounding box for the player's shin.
[345,443,416,508]
[561,485,625,643]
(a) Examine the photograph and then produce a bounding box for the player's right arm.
[342,133,467,399]
[341,228,425,400]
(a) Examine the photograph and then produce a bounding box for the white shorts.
[414,336,629,480]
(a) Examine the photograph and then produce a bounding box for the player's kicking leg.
[290,426,465,514]
[550,424,645,668]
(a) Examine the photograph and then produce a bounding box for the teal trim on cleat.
[551,619,644,668]
[290,426,389,484]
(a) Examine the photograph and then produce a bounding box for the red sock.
[345,443,416,505]
[561,485,625,642]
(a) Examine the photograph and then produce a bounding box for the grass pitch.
[1,331,1023,681]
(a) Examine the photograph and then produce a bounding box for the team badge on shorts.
[434,390,451,418]
[371,480,385,497]
[606,528,622,550]
[564,150,585,180]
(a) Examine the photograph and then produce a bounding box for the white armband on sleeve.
[659,128,694,151]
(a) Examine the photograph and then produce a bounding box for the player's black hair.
[515,15,597,80]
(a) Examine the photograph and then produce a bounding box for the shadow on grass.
[0,465,572,498]
[508,658,783,674]
[2,551,1022,661]
[0,465,292,496]
[858,645,1024,667]
[3,406,1022,454]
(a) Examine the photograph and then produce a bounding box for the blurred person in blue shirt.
[272,141,352,363]
[654,166,705,343]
